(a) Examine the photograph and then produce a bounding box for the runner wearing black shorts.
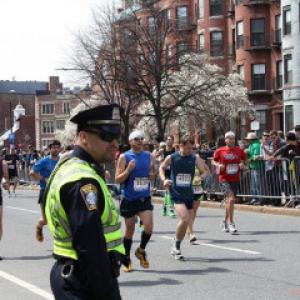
[212,131,247,234]
[115,130,155,272]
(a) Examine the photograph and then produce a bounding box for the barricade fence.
[107,157,300,208]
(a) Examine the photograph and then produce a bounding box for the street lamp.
[8,90,16,147]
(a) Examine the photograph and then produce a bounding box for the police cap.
[70,104,121,140]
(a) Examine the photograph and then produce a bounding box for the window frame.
[283,5,291,35]
[176,6,188,29]
[284,54,292,84]
[236,21,244,49]
[42,120,54,134]
[210,31,224,57]
[250,18,265,47]
[209,0,222,17]
[41,103,54,115]
[251,63,266,90]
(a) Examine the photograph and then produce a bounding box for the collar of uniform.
[72,145,99,166]
[71,146,105,178]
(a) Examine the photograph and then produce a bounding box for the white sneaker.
[221,220,229,232]
[228,223,238,234]
[171,246,184,260]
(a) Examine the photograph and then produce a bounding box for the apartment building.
[122,0,287,138]
[281,0,300,131]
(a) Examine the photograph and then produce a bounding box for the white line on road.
[158,235,261,255]
[0,270,54,300]
[5,206,39,214]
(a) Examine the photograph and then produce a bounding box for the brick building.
[122,0,284,139]
[0,77,84,150]
[0,80,48,148]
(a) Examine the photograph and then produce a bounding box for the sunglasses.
[134,137,144,141]
[86,130,120,143]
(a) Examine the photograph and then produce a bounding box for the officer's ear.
[78,131,88,145]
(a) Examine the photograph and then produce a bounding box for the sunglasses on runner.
[134,137,144,141]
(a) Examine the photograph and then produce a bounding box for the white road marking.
[5,206,39,214]
[0,270,54,300]
[158,235,261,255]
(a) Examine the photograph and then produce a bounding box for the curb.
[152,197,300,217]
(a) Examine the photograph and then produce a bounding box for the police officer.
[44,104,125,300]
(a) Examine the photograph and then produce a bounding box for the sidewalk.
[152,196,300,217]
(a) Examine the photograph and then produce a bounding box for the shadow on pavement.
[197,239,260,244]
[3,255,53,261]
[186,257,274,263]
[119,277,182,287]
[133,266,229,276]
[153,231,205,235]
[239,230,300,235]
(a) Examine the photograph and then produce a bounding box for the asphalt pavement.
[0,189,300,300]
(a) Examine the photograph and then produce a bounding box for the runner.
[159,135,209,260]
[0,151,9,260]
[115,130,155,272]
[212,131,247,234]
[30,140,61,242]
[187,153,206,244]
[4,147,20,197]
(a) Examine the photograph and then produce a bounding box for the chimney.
[48,76,63,94]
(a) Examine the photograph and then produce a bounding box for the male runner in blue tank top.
[115,130,155,272]
[159,135,210,260]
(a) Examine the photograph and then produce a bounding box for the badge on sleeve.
[80,184,98,211]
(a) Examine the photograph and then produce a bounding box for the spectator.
[294,125,300,141]
[245,132,263,205]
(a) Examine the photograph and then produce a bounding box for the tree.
[70,1,251,141]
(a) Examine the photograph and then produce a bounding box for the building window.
[284,54,292,84]
[42,104,54,115]
[166,45,172,64]
[56,120,65,130]
[275,15,281,43]
[237,65,244,81]
[251,19,265,46]
[198,34,205,51]
[256,110,267,137]
[283,6,291,35]
[276,60,282,89]
[252,64,266,90]
[63,102,70,115]
[210,31,224,56]
[210,0,222,17]
[42,121,54,134]
[198,0,204,19]
[285,105,294,132]
[148,16,156,34]
[176,6,188,29]
[236,21,244,48]
[235,0,243,5]
[41,140,52,148]
[177,42,189,61]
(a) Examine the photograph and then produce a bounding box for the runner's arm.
[115,154,134,184]
[159,155,171,182]
[196,155,210,177]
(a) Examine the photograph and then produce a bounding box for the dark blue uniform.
[49,146,121,300]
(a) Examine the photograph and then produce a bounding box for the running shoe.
[189,235,197,244]
[123,256,133,272]
[221,220,229,233]
[162,205,167,216]
[135,247,149,268]
[170,246,184,260]
[169,208,175,218]
[228,223,238,234]
[36,224,44,242]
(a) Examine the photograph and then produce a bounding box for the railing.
[244,35,271,50]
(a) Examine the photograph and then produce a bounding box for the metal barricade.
[205,157,299,207]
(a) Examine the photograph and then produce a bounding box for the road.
[0,190,300,300]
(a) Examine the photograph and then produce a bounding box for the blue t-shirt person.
[32,156,59,190]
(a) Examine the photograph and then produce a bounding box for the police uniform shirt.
[58,145,115,298]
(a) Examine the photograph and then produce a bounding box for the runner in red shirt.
[212,131,247,234]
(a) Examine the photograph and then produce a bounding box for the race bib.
[9,165,15,170]
[134,177,150,192]
[176,174,191,187]
[193,185,203,194]
[226,164,239,175]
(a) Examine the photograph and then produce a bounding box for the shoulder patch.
[80,184,98,211]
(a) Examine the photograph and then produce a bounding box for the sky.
[0,0,118,87]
